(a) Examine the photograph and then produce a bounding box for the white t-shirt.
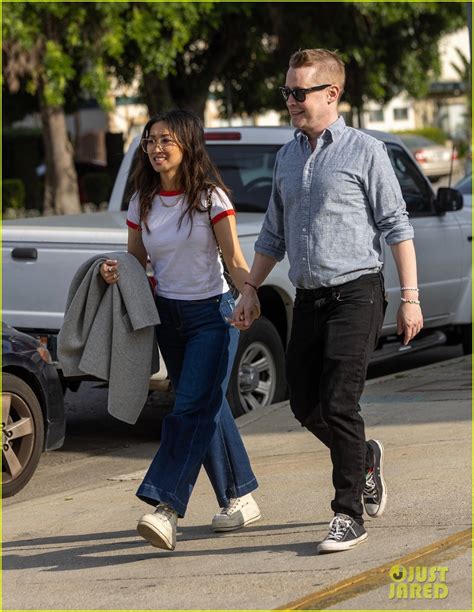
[127,187,235,300]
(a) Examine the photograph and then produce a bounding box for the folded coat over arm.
[58,251,161,424]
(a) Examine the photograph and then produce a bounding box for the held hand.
[100,259,119,284]
[230,289,261,330]
[397,302,423,345]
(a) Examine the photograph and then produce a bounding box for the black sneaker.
[363,439,387,517]
[317,514,368,553]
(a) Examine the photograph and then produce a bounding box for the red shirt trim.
[211,209,236,225]
[159,190,184,196]
[126,219,141,231]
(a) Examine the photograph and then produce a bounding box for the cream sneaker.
[137,503,178,550]
[212,493,261,532]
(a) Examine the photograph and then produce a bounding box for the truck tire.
[227,317,287,417]
[2,373,44,497]
[461,324,472,355]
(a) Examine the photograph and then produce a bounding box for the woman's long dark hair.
[128,109,229,232]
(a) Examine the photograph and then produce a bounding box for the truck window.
[121,144,281,213]
[121,148,140,211]
[386,144,434,215]
[207,145,281,213]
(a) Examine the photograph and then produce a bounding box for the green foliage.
[3,1,467,125]
[394,128,449,145]
[207,2,466,117]
[3,179,26,212]
[81,173,113,206]
[2,2,128,109]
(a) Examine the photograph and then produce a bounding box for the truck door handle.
[11,247,38,260]
[468,236,472,242]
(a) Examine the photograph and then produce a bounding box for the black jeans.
[286,272,386,525]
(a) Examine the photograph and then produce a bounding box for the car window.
[207,145,281,212]
[399,135,435,149]
[454,174,471,196]
[386,144,433,215]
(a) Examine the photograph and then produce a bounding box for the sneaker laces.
[364,468,378,498]
[155,503,176,520]
[326,515,352,541]
[221,497,242,515]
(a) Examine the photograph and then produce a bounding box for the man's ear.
[327,85,341,104]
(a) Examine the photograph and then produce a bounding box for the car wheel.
[2,373,44,497]
[460,323,472,354]
[227,317,287,417]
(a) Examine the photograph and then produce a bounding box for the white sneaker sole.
[317,531,368,554]
[212,511,261,532]
[365,439,387,518]
[137,518,175,550]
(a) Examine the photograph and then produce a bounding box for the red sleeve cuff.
[127,219,141,231]
[211,209,236,225]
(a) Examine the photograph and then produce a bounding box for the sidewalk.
[2,356,471,610]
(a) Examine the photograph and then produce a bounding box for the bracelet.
[400,287,419,292]
[400,297,421,305]
[244,281,259,292]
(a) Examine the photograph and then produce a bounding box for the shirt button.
[302,257,306,261]
[302,228,307,232]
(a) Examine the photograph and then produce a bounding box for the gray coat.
[58,252,160,424]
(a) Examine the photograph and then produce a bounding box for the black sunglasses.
[279,83,332,103]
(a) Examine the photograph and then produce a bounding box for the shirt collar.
[324,116,346,143]
[294,115,346,145]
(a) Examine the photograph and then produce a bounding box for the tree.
[109,2,244,118]
[451,47,471,139]
[215,2,467,126]
[3,2,127,214]
[128,2,464,126]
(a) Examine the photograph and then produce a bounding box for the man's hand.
[230,286,261,330]
[397,302,423,345]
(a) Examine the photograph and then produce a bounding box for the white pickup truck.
[3,127,471,417]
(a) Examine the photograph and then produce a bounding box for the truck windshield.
[121,144,281,213]
[207,145,281,213]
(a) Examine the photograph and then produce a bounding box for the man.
[232,49,423,553]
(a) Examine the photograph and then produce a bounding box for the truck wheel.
[460,324,472,355]
[2,373,44,497]
[227,317,287,417]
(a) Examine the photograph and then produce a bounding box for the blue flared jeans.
[136,291,258,517]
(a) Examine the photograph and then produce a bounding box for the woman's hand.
[100,259,119,284]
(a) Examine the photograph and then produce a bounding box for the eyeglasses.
[279,83,332,103]
[141,136,177,153]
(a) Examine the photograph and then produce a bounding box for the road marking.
[276,528,471,610]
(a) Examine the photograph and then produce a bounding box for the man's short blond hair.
[289,49,345,96]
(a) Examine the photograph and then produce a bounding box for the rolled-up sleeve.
[365,141,414,245]
[255,155,286,261]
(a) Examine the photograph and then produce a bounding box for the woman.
[100,110,261,551]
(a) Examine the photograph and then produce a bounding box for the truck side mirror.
[435,187,463,214]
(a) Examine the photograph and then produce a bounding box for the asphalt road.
[4,342,465,507]
[3,354,471,610]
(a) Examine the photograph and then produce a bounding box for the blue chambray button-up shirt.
[255,116,414,288]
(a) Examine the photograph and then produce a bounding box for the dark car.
[2,323,65,497]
